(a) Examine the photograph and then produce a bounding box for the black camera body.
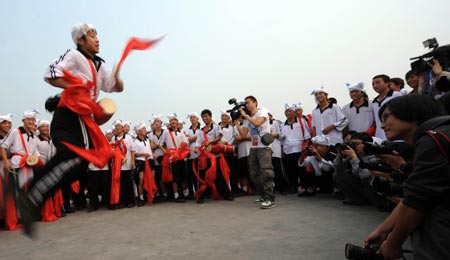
[410,38,450,92]
[227,98,250,121]
[335,141,357,153]
[363,141,414,160]
[410,38,450,73]
[345,243,383,260]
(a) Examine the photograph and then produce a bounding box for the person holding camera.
[333,132,388,206]
[364,94,450,260]
[239,96,276,209]
[297,135,335,196]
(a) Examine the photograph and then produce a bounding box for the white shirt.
[270,120,283,158]
[234,123,251,159]
[281,116,311,154]
[149,129,165,164]
[311,103,348,146]
[220,124,235,145]
[134,136,153,161]
[299,155,334,176]
[195,124,223,148]
[1,128,40,169]
[372,90,402,140]
[159,128,188,149]
[342,100,374,133]
[185,126,201,159]
[44,49,119,100]
[246,108,271,148]
[111,134,135,170]
[36,135,56,164]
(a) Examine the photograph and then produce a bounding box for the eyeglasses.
[381,112,392,123]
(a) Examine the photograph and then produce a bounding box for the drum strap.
[85,58,97,100]
[17,127,29,155]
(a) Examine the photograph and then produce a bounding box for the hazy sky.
[1,0,450,130]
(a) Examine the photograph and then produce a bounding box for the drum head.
[26,155,39,166]
[98,98,116,115]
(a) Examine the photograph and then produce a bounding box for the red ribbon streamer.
[161,143,190,183]
[143,159,157,203]
[110,140,127,204]
[115,37,163,78]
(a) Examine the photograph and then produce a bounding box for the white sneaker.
[260,200,276,209]
[253,197,264,203]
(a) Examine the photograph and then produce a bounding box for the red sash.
[57,69,113,168]
[53,189,64,218]
[41,197,58,222]
[110,139,127,204]
[4,173,22,230]
[161,131,190,183]
[143,159,157,203]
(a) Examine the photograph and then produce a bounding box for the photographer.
[333,132,388,207]
[297,135,335,196]
[239,96,276,209]
[364,94,450,260]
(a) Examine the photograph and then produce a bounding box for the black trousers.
[224,154,238,192]
[272,157,288,193]
[87,170,111,208]
[198,158,232,200]
[283,152,301,190]
[119,170,135,205]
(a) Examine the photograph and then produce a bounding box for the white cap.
[178,120,186,125]
[105,129,113,135]
[134,122,146,131]
[284,103,295,111]
[220,110,230,117]
[311,135,330,146]
[71,23,97,45]
[22,109,40,120]
[295,102,303,110]
[346,82,365,92]
[123,121,131,126]
[113,119,124,127]
[310,86,328,95]
[167,113,178,121]
[151,114,163,123]
[0,113,13,123]
[187,112,199,119]
[37,119,50,128]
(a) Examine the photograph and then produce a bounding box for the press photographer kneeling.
[362,94,450,260]
[333,132,395,208]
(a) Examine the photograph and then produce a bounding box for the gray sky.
[1,0,450,129]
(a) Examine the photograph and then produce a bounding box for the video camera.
[410,38,450,92]
[227,98,250,121]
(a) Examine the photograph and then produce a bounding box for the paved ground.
[0,194,412,260]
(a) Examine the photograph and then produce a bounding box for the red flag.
[115,37,163,77]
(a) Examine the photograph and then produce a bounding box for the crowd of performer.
[2,68,446,232]
[2,22,450,237]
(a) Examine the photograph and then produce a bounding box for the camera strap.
[423,130,450,161]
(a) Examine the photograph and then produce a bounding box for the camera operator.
[364,94,450,260]
[333,132,389,207]
[239,95,276,209]
[297,135,335,196]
